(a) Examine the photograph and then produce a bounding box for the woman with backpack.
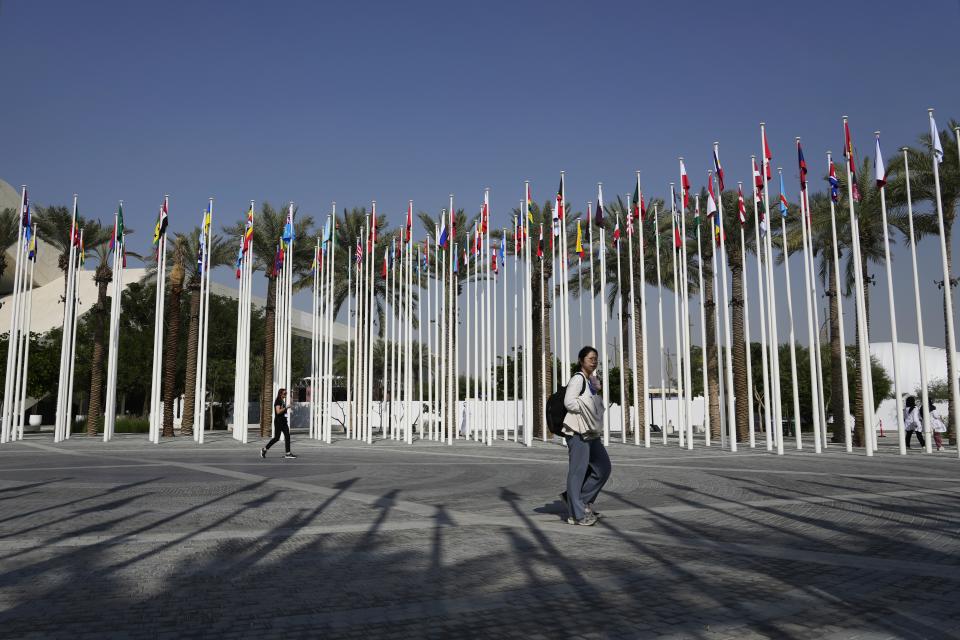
[559,346,611,526]
[261,388,297,459]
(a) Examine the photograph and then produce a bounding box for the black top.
[274,400,288,427]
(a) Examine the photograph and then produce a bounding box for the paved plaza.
[1,433,959,639]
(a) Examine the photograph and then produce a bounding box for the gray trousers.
[565,434,611,520]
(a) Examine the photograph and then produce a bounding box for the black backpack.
[546,373,586,436]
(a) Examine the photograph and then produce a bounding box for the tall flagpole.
[615,215,627,444]
[826,153,852,452]
[502,228,509,442]
[695,193,709,446]
[1,186,27,443]
[56,194,79,442]
[903,148,933,449]
[540,223,547,442]
[65,229,84,442]
[752,157,773,451]
[598,183,610,446]
[737,185,756,447]
[873,133,905,454]
[714,145,736,451]
[777,169,803,450]
[513,216,520,442]
[670,185,685,448]
[842,117,875,455]
[637,176,650,447]
[366,205,376,444]
[796,140,824,453]
[627,182,641,446]
[588,203,596,349]
[760,126,785,455]
[654,203,667,445]
[523,183,534,447]
[677,166,694,451]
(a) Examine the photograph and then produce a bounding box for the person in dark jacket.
[261,388,296,459]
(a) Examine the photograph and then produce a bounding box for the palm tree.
[161,236,187,437]
[887,119,960,435]
[82,221,113,435]
[0,208,18,282]
[177,228,234,436]
[225,202,314,436]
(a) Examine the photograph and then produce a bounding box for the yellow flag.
[575,220,584,257]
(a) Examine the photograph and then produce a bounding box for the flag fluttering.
[828,159,840,203]
[713,149,725,191]
[680,160,691,209]
[798,142,809,192]
[875,134,887,188]
[931,115,945,164]
[612,216,621,248]
[737,185,747,225]
[243,204,254,252]
[779,173,789,218]
[595,183,605,226]
[844,120,862,202]
[575,220,584,258]
[153,200,169,248]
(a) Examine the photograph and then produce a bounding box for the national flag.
[197,221,207,275]
[931,114,945,164]
[355,237,363,265]
[575,220,584,258]
[612,216,621,248]
[844,120,861,202]
[693,198,701,226]
[706,177,718,220]
[405,201,413,242]
[673,211,682,249]
[537,225,544,259]
[753,158,764,204]
[112,203,126,267]
[797,142,808,192]
[27,232,37,262]
[875,134,887,188]
[737,185,747,225]
[514,215,523,252]
[243,204,254,252]
[272,244,284,277]
[680,160,691,209]
[382,249,388,278]
[282,206,294,245]
[499,235,506,267]
[453,248,459,275]
[311,246,322,273]
[595,183,605,226]
[322,218,332,246]
[763,128,773,180]
[779,173,789,217]
[21,189,30,228]
[491,248,498,274]
[72,211,81,247]
[481,200,489,234]
[631,178,641,220]
[526,184,534,224]
[626,210,634,236]
[235,240,244,279]
[828,160,840,203]
[78,233,85,267]
[713,148,725,191]
[422,241,429,271]
[556,175,564,221]
[153,200,169,248]
[474,228,482,256]
[370,204,378,249]
[439,217,449,248]
[203,201,212,234]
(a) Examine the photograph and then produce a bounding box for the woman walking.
[929,400,947,452]
[261,388,296,459]
[904,396,925,450]
[560,346,611,526]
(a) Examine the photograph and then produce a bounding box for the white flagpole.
[805,189,829,447]
[841,117,874,455]
[540,223,547,443]
[737,185,756,448]
[483,192,493,444]
[796,144,824,453]
[759,127,785,456]
[326,212,336,444]
[550,194,558,396]
[599,183,610,446]
[560,172,571,381]
[776,169,803,450]
[588,203,596,349]
[615,215,627,444]
[449,209,457,448]
[478,223,486,443]
[678,168,694,451]
[931,111,960,455]
[196,199,214,444]
[406,215,414,444]
[502,228,509,442]
[366,207,376,444]
[627,187,641,447]
[438,221,446,443]
[65,230,84,442]
[750,160,773,450]
[901,148,932,450]
[826,153,853,452]
[711,201,727,443]
[1,186,27,443]
[11,226,30,440]
[873,133,905,454]
[382,245,390,439]
[653,204,666,445]
[523,197,533,447]
[346,236,355,440]
[310,238,318,439]
[430,224,438,441]
[513,218,520,442]
[151,200,168,444]
[695,194,709,446]
[670,186,684,448]
[714,147,736,452]
[56,195,79,442]
[637,176,650,447]
[14,226,37,440]
[103,205,123,441]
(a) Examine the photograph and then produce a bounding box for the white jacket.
[562,372,604,438]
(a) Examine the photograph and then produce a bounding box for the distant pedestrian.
[559,346,611,526]
[904,396,925,450]
[261,388,296,459]
[929,400,947,452]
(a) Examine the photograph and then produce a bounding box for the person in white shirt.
[559,346,611,526]
[904,396,925,450]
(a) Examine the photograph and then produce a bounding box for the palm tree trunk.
[85,265,111,436]
[828,259,845,443]
[259,276,278,436]
[944,223,956,443]
[705,261,722,440]
[531,257,553,440]
[853,262,872,448]
[730,259,747,442]
[162,272,184,438]
[180,281,202,437]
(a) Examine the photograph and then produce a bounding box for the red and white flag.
[737,185,747,225]
[680,160,691,209]
[874,134,887,188]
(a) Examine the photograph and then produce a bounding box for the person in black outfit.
[261,388,296,459]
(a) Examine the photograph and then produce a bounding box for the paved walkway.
[1,432,959,639]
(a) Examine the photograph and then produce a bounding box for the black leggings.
[265,422,290,453]
[906,430,925,448]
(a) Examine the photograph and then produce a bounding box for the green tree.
[0,208,20,282]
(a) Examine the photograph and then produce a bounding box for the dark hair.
[577,346,598,364]
[905,395,916,409]
[275,388,286,404]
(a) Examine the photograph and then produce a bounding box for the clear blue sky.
[3,0,960,375]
